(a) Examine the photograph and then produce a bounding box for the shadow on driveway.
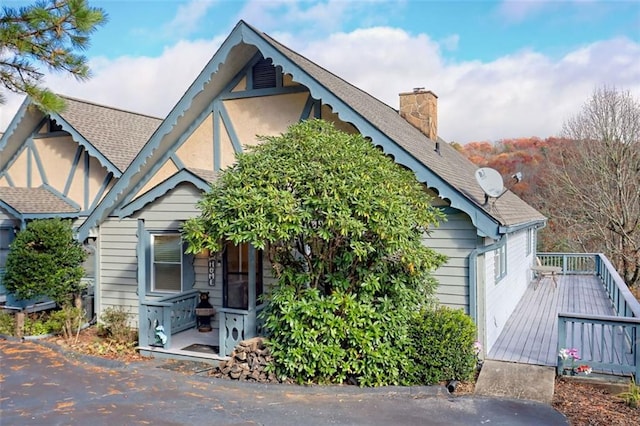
[0,338,568,425]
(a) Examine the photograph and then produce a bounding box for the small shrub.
[47,305,84,341]
[0,311,15,335]
[99,306,134,343]
[23,313,54,336]
[618,378,640,409]
[407,306,477,385]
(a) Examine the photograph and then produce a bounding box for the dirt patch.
[44,325,150,363]
[553,377,639,425]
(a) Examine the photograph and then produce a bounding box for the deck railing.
[537,252,596,275]
[543,252,640,379]
[557,313,639,379]
[139,289,200,349]
[217,304,265,356]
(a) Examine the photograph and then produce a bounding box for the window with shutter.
[0,228,13,269]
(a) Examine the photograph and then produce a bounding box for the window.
[151,234,182,292]
[526,228,533,256]
[223,243,263,310]
[494,243,507,282]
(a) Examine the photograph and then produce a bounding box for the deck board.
[488,275,618,367]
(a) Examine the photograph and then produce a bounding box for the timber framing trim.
[117,170,209,218]
[78,20,522,241]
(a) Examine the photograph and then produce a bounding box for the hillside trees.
[459,87,640,287]
[0,0,106,112]
[184,120,447,385]
[547,87,640,287]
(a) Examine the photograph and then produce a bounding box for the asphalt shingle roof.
[0,187,79,214]
[186,167,217,184]
[253,24,545,227]
[58,96,162,173]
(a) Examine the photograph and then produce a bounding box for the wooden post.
[15,311,25,339]
[74,293,83,310]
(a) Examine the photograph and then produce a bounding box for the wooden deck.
[489,274,617,366]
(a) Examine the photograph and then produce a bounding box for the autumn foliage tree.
[459,87,640,288]
[546,87,640,287]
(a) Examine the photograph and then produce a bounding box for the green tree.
[0,0,106,112]
[4,218,87,305]
[184,120,447,385]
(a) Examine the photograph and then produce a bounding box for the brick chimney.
[399,88,438,141]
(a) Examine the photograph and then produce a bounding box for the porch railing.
[543,252,640,379]
[217,303,265,357]
[139,289,200,349]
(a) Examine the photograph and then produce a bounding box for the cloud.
[163,0,218,38]
[296,29,640,143]
[0,36,223,131]
[497,0,552,22]
[1,27,638,145]
[237,0,402,40]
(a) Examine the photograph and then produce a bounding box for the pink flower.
[473,341,483,356]
[567,348,580,360]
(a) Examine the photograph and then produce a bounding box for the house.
[0,21,545,359]
[0,96,161,306]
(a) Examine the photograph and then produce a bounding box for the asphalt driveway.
[0,338,568,425]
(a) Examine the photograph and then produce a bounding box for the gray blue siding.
[98,182,204,327]
[425,210,477,312]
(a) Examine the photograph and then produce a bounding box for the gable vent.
[252,58,277,89]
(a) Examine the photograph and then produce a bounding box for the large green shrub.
[4,218,86,305]
[407,307,478,385]
[184,120,447,386]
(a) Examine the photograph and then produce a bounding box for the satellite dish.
[475,167,505,199]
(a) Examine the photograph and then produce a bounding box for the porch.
[139,327,225,364]
[136,288,265,363]
[489,253,640,379]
